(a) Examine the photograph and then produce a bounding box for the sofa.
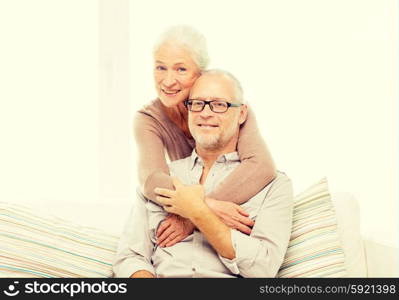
[0,179,397,278]
[331,192,398,277]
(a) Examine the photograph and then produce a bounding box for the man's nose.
[199,103,214,118]
[162,71,177,87]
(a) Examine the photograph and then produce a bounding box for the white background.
[0,0,397,246]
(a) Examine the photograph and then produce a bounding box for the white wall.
[98,0,131,205]
[0,0,99,205]
[129,0,398,246]
[0,0,133,232]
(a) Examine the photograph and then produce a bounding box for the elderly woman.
[134,26,276,247]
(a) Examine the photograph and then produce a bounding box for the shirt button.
[192,267,196,272]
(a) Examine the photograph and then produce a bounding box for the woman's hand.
[205,197,254,235]
[156,214,195,247]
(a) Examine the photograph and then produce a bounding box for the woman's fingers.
[162,233,182,248]
[156,196,172,206]
[156,219,171,237]
[154,187,174,198]
[157,226,175,245]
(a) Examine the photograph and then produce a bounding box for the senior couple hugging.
[112,25,293,278]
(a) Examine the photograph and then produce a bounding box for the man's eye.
[213,102,227,107]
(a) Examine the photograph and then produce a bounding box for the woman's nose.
[163,71,177,87]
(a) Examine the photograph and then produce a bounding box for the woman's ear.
[238,104,248,125]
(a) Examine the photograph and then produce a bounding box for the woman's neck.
[162,102,192,139]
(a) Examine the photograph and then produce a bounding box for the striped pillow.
[0,202,119,278]
[277,178,346,277]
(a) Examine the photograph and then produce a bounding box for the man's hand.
[130,270,155,278]
[205,197,254,235]
[154,177,206,219]
[156,214,195,247]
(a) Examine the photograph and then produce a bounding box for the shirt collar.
[189,149,240,170]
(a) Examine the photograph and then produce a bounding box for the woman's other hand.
[205,197,254,235]
[156,214,195,247]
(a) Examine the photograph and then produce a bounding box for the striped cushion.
[277,178,346,277]
[1,177,346,278]
[0,202,119,278]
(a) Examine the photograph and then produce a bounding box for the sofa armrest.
[363,238,399,277]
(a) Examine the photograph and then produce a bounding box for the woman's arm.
[134,111,197,245]
[207,106,277,204]
[134,112,174,203]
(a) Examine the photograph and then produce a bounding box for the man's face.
[188,74,247,150]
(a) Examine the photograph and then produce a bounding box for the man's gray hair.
[153,25,210,71]
[203,69,245,104]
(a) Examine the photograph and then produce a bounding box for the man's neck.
[196,133,238,184]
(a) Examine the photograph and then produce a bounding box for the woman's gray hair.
[153,25,210,71]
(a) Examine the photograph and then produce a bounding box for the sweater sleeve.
[134,112,174,203]
[207,106,277,204]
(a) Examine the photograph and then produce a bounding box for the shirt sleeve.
[134,112,174,204]
[208,106,277,204]
[112,191,156,278]
[218,174,293,277]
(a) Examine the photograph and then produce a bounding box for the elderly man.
[113,70,293,278]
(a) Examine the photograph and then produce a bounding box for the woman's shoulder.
[134,98,170,129]
[136,99,165,120]
[137,98,162,114]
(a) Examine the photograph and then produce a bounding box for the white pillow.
[277,178,347,277]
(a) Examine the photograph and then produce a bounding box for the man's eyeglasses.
[184,99,242,113]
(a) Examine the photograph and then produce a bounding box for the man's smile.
[197,123,219,128]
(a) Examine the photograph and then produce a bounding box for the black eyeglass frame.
[184,99,242,113]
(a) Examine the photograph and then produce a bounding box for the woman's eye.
[156,65,166,71]
[177,67,187,72]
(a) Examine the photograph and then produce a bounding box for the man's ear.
[238,104,248,125]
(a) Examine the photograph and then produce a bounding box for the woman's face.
[154,42,201,107]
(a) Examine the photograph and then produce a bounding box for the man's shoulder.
[269,171,293,190]
[274,171,292,184]
[264,171,293,200]
[252,171,292,202]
